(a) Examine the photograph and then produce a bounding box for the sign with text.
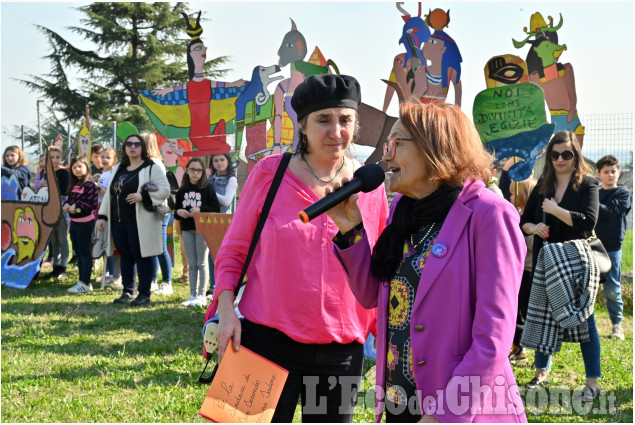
[473,83,548,143]
[199,345,288,423]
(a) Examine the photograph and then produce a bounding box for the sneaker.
[155,282,174,295]
[175,274,188,283]
[68,281,93,293]
[102,276,114,288]
[611,324,625,340]
[44,265,66,279]
[509,346,528,364]
[111,278,123,290]
[150,280,159,292]
[131,295,151,306]
[114,293,134,304]
[525,376,549,389]
[181,296,197,306]
[577,385,600,402]
[189,296,206,307]
[206,289,214,300]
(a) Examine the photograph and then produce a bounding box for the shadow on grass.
[1,356,207,390]
[1,276,211,361]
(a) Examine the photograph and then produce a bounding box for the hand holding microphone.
[298,163,385,231]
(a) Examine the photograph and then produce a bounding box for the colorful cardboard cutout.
[140,13,394,176]
[193,212,233,261]
[513,12,584,147]
[140,11,250,157]
[382,4,462,109]
[272,19,340,157]
[78,117,90,159]
[156,132,191,186]
[1,151,62,289]
[53,134,63,150]
[473,54,555,181]
[116,121,138,143]
[382,2,431,111]
[234,64,284,174]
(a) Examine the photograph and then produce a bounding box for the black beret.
[291,74,361,122]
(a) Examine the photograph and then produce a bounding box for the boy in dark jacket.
[595,155,632,340]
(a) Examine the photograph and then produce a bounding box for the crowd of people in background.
[2,136,239,308]
[1,86,632,421]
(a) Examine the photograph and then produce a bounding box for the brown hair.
[68,156,94,188]
[180,157,209,189]
[398,100,493,186]
[539,131,590,196]
[596,154,619,172]
[511,178,537,213]
[141,132,162,160]
[47,146,66,168]
[3,145,28,168]
[120,134,149,167]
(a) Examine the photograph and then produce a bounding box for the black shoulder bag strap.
[234,151,291,296]
[198,153,291,385]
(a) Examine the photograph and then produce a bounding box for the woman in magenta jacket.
[329,101,527,422]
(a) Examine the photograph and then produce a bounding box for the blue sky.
[1,1,633,155]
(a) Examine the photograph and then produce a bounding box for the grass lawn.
[1,236,633,422]
[621,229,632,274]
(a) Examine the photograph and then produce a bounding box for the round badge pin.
[432,242,447,258]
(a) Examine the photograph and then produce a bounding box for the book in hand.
[199,345,289,423]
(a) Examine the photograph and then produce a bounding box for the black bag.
[166,171,179,210]
[588,235,611,282]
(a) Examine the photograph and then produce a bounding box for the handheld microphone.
[298,163,385,224]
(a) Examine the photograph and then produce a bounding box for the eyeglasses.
[548,150,575,161]
[125,141,142,148]
[187,168,203,173]
[383,137,413,161]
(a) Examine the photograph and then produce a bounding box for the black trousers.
[514,270,533,346]
[241,319,364,423]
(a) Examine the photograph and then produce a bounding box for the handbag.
[141,164,170,219]
[588,233,611,281]
[198,152,292,384]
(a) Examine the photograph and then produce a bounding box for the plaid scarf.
[521,239,600,355]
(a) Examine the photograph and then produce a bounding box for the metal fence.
[580,113,633,234]
[580,113,633,175]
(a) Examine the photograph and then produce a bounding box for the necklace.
[304,156,345,183]
[410,223,437,250]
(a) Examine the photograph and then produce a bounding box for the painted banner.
[473,55,554,181]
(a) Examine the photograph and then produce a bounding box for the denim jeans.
[534,313,602,378]
[208,252,215,291]
[152,213,173,283]
[50,215,69,267]
[603,250,623,325]
[106,255,121,279]
[111,221,154,298]
[69,220,95,283]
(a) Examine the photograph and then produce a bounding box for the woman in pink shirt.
[209,74,389,422]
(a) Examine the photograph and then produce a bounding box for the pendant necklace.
[304,156,345,183]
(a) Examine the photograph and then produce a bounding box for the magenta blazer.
[335,179,528,422]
